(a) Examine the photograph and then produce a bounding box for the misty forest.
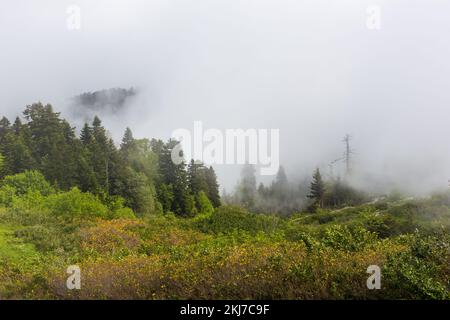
[1,0,450,301]
[0,101,448,299]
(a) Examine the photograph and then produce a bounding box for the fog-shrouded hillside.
[0,1,449,303]
[71,87,137,119]
[1,1,450,196]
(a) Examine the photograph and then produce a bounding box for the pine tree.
[0,117,11,145]
[257,182,269,198]
[1,133,35,176]
[205,166,221,208]
[271,166,289,202]
[22,103,79,188]
[308,168,325,209]
[156,140,196,216]
[187,161,221,210]
[187,159,203,195]
[89,116,111,194]
[77,123,99,192]
[0,115,35,177]
[12,117,23,135]
[80,123,93,145]
[187,160,209,192]
[120,127,135,158]
[239,164,257,209]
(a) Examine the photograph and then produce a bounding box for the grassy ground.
[0,224,40,264]
[0,196,449,300]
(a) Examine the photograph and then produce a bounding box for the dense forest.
[0,103,449,299]
[0,102,220,217]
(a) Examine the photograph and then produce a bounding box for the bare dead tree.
[342,134,354,177]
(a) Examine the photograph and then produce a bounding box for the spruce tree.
[157,140,196,216]
[187,161,221,209]
[239,164,257,209]
[0,117,11,143]
[23,103,79,188]
[205,166,221,207]
[271,166,289,202]
[308,168,325,209]
[120,127,135,158]
[80,123,93,145]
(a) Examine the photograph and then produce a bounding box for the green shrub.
[104,196,136,219]
[321,225,378,251]
[111,207,136,219]
[383,232,450,299]
[1,171,53,196]
[362,213,398,238]
[11,191,47,212]
[196,191,214,216]
[15,225,60,252]
[46,187,108,220]
[0,185,16,207]
[196,205,282,235]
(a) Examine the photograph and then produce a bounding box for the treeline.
[223,165,307,215]
[0,103,220,216]
[224,165,368,215]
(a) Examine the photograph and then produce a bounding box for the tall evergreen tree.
[156,140,196,216]
[80,123,93,145]
[187,161,221,209]
[120,127,135,158]
[308,168,325,209]
[77,122,99,192]
[205,166,221,208]
[23,103,79,188]
[88,116,111,194]
[0,117,11,145]
[271,166,289,203]
[0,116,10,130]
[187,160,208,195]
[239,164,257,209]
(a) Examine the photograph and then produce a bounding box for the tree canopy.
[0,103,221,217]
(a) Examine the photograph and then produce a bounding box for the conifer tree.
[271,166,289,202]
[80,123,93,145]
[23,103,78,188]
[308,168,325,209]
[157,140,196,216]
[205,166,221,208]
[120,127,135,158]
[0,117,11,144]
[239,164,257,209]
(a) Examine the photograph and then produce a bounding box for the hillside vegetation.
[0,104,448,299]
[0,182,448,299]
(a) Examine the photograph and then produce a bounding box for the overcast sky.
[1,0,449,194]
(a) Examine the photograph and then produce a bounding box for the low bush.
[1,171,53,196]
[382,232,450,299]
[45,188,108,220]
[196,205,283,235]
[320,225,378,252]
